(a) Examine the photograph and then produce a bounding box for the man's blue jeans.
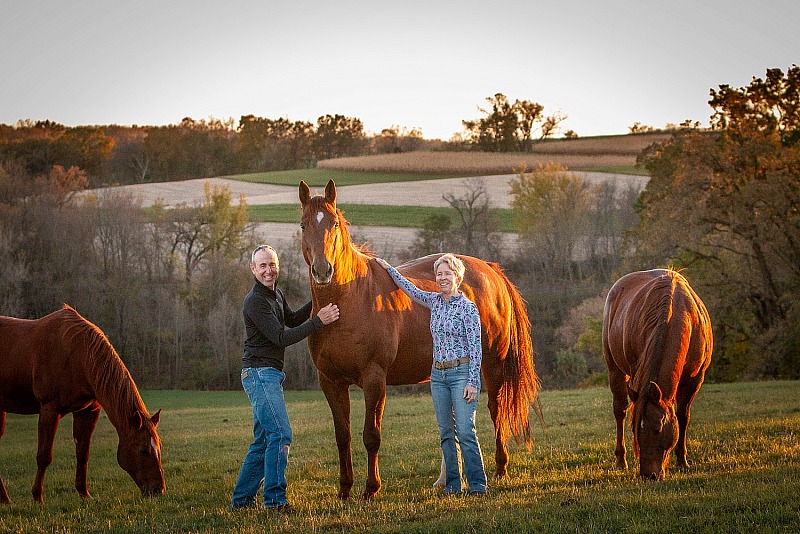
[430,364,487,494]
[231,367,292,509]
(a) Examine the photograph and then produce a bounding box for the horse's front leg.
[72,403,102,498]
[319,373,354,500]
[33,405,62,503]
[0,412,10,504]
[361,368,387,501]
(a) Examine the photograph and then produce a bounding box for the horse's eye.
[140,448,150,457]
[333,221,340,229]
[300,223,306,231]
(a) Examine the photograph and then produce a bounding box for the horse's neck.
[90,359,146,435]
[332,245,370,286]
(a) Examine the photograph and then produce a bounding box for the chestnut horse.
[299,180,540,500]
[0,305,165,503]
[602,269,712,480]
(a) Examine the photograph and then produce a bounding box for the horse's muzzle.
[311,262,334,285]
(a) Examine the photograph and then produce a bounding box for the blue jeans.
[430,364,487,494]
[231,367,292,509]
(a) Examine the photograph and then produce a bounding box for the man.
[231,244,339,513]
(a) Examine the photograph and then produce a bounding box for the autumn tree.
[235,115,314,172]
[462,93,568,152]
[509,163,594,281]
[166,181,250,286]
[630,65,800,379]
[314,114,366,159]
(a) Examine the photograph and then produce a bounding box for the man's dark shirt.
[242,278,323,371]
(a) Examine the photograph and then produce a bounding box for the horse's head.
[117,409,166,496]
[630,382,679,481]
[299,179,344,286]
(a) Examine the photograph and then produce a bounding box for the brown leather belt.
[433,357,470,370]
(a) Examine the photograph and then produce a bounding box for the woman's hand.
[463,385,478,403]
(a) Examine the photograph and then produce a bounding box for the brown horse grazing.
[0,305,165,503]
[602,269,713,480]
[298,180,540,500]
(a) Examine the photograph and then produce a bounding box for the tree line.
[0,94,571,188]
[1,67,797,389]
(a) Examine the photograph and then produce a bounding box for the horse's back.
[398,254,517,354]
[603,269,712,388]
[0,307,92,414]
[0,315,43,413]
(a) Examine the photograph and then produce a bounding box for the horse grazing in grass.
[0,305,165,503]
[602,269,713,480]
[298,180,541,500]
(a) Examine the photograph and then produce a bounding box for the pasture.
[0,381,797,533]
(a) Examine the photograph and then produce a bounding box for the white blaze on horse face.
[316,211,324,224]
[151,437,160,460]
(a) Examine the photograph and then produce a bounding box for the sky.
[2,1,798,140]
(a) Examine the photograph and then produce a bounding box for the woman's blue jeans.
[430,364,487,494]
[231,367,292,509]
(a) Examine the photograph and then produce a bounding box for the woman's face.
[436,262,461,295]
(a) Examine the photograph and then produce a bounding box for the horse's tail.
[489,262,542,446]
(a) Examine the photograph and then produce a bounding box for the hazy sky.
[2,1,797,140]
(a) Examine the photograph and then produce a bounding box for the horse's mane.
[631,272,677,393]
[630,271,678,455]
[59,305,148,417]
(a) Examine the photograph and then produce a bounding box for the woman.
[374,254,487,496]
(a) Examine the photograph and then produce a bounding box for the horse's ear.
[151,409,162,427]
[130,411,144,430]
[648,381,664,403]
[299,181,311,206]
[325,180,336,204]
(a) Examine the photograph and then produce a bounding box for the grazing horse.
[0,305,165,503]
[602,269,713,480]
[298,180,540,500]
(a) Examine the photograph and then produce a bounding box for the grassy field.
[248,204,516,232]
[0,381,797,533]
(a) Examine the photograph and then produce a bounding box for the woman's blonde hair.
[433,253,466,282]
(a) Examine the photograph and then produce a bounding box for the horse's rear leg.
[0,412,10,504]
[33,405,62,503]
[360,370,386,501]
[483,372,508,479]
[608,367,630,470]
[73,403,102,498]
[319,374,354,500]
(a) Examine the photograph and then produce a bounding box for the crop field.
[0,380,797,533]
[314,133,670,176]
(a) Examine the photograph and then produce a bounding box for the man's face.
[250,248,279,289]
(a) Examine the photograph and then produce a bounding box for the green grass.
[571,164,645,175]
[0,381,797,533]
[248,204,516,232]
[225,169,464,187]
